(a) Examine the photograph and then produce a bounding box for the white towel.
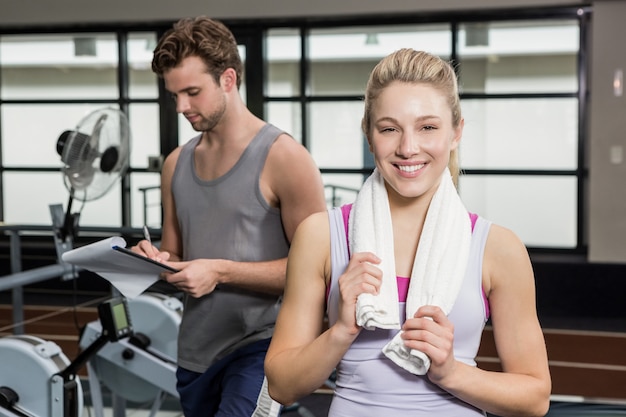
[251,377,282,417]
[349,167,471,375]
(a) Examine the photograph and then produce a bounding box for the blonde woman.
[265,49,551,417]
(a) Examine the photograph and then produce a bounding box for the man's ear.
[220,68,237,92]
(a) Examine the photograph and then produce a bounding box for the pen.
[143,225,152,244]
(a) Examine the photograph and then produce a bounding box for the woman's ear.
[366,135,374,154]
[451,118,464,150]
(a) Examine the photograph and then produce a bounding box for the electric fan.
[55,107,131,241]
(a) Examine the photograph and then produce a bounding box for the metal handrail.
[0,224,158,334]
[324,184,359,207]
[138,185,162,227]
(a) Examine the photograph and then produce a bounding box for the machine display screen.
[113,302,129,332]
[98,297,133,341]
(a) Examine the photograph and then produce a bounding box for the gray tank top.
[172,124,289,372]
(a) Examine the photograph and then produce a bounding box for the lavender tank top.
[326,205,491,416]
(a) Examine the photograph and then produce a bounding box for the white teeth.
[398,164,424,173]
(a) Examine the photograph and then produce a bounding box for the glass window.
[1,103,120,167]
[458,20,579,94]
[3,171,123,227]
[308,101,366,169]
[267,102,302,143]
[72,181,123,227]
[460,98,578,170]
[308,24,452,96]
[128,32,158,99]
[458,174,577,248]
[1,34,119,100]
[0,15,586,250]
[4,172,66,225]
[454,18,581,249]
[131,172,162,228]
[129,103,160,167]
[267,28,301,97]
[322,173,363,207]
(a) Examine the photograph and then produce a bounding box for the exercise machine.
[0,297,132,417]
[79,292,182,417]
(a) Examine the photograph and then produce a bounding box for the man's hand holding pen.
[132,225,170,263]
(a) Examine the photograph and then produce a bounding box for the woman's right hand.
[336,251,382,336]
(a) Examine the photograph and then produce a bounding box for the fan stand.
[64,195,78,243]
[49,195,80,282]
[57,193,80,242]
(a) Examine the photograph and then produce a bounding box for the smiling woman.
[264,48,551,417]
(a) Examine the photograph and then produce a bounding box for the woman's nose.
[398,132,420,156]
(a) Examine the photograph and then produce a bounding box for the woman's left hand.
[401,305,457,385]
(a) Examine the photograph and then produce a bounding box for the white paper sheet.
[62,236,174,298]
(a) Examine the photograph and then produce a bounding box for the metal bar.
[8,231,24,334]
[0,263,76,293]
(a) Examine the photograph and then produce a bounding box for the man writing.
[134,16,327,417]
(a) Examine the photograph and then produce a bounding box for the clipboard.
[62,236,180,298]
[112,246,180,273]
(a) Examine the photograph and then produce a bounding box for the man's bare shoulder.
[161,146,183,175]
[271,132,310,155]
[265,132,320,176]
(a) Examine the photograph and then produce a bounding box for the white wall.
[588,0,626,262]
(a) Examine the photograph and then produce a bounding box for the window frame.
[0,5,591,254]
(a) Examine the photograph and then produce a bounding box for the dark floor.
[79,385,626,417]
[284,397,626,417]
[281,394,333,417]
